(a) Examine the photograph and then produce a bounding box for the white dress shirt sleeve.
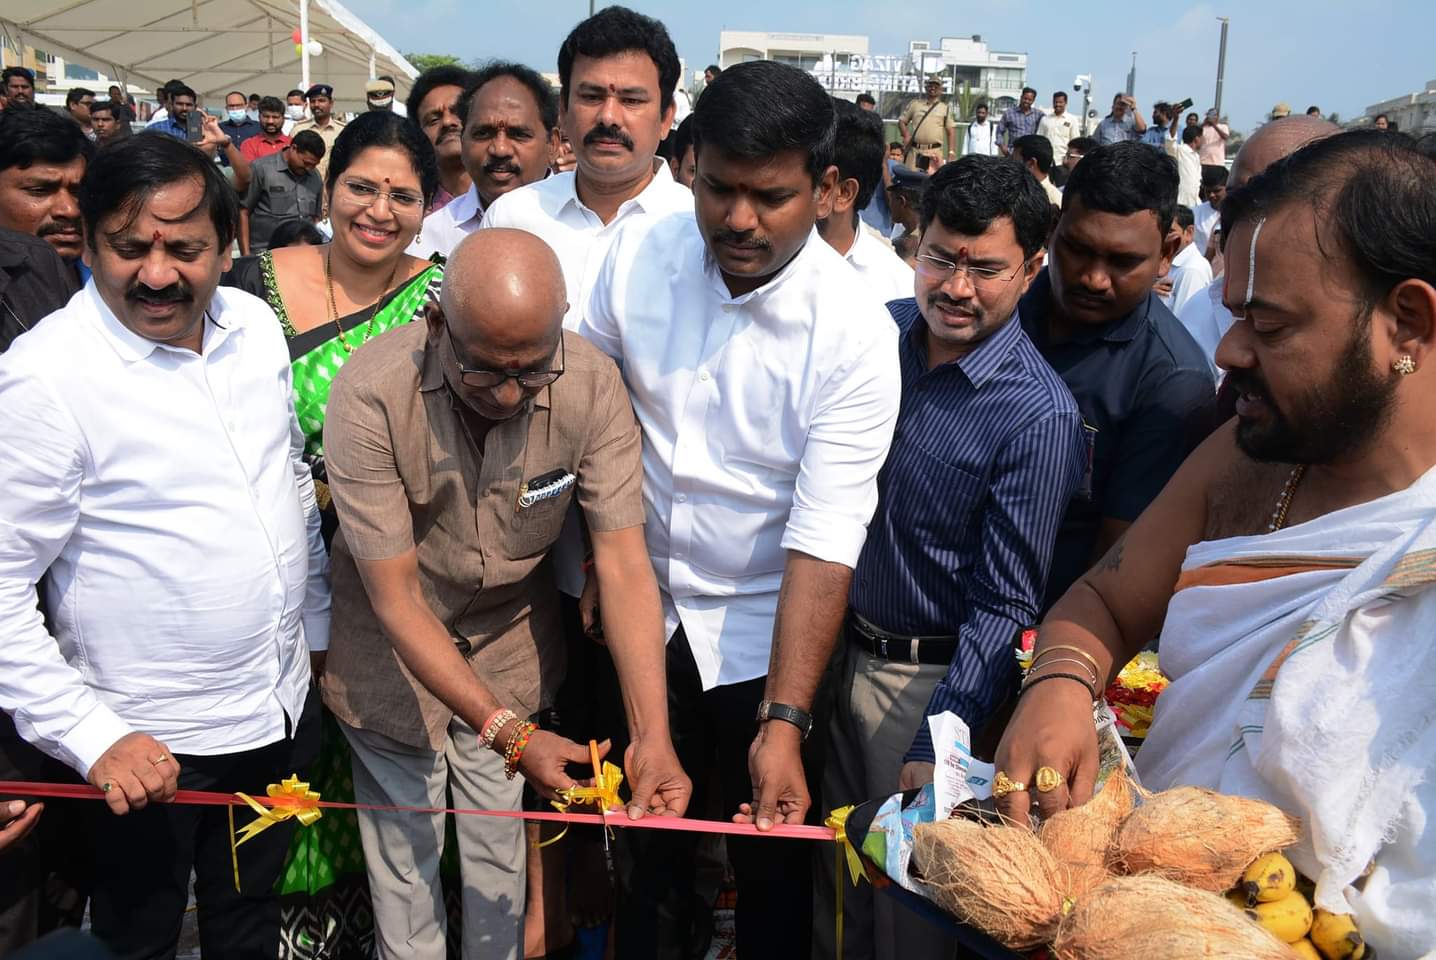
[577,245,625,363]
[780,328,901,568]
[287,368,331,652]
[0,369,132,776]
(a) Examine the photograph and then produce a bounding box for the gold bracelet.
[1030,644,1102,678]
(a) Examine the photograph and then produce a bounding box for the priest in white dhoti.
[989,129,1436,958]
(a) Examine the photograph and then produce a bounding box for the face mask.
[368,95,393,110]
[286,104,305,120]
[247,108,260,122]
[227,109,247,123]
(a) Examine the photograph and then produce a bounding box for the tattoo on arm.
[1097,535,1126,574]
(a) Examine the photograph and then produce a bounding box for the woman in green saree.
[224,110,444,959]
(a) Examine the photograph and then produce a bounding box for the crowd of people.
[2,7,1436,960]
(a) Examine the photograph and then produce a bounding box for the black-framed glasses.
[914,254,1031,285]
[446,320,565,389]
[338,178,424,214]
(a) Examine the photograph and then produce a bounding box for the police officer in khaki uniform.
[321,230,691,960]
[288,83,346,182]
[898,76,955,170]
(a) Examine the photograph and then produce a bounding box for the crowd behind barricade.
[2,10,1436,960]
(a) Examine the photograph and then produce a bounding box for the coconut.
[1052,875,1299,959]
[1112,787,1301,892]
[912,817,1069,949]
[1038,767,1136,898]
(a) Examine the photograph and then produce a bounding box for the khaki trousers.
[343,716,525,960]
[812,637,956,960]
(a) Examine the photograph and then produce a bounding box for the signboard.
[809,53,952,94]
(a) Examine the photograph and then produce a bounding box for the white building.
[718,31,869,73]
[716,29,1026,115]
[912,36,1028,111]
[1363,78,1436,134]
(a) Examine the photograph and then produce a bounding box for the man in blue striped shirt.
[814,156,1085,960]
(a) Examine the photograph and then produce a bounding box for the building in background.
[910,35,1027,113]
[718,31,869,74]
[715,29,1025,126]
[1361,78,1436,133]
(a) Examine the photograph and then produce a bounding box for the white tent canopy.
[1,0,416,114]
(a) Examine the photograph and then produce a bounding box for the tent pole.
[299,0,310,92]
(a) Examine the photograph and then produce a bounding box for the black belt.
[847,613,957,665]
[915,142,942,149]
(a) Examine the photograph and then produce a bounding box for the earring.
[1394,355,1417,376]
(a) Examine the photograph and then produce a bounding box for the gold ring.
[151,754,170,765]
[1034,766,1064,794]
[992,771,1027,800]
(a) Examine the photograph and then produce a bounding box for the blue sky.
[340,0,1434,134]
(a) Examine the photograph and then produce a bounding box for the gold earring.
[1394,355,1417,376]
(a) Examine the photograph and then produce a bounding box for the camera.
[1073,73,1091,92]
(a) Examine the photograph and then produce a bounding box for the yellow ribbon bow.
[825,805,867,960]
[229,775,323,891]
[536,742,626,848]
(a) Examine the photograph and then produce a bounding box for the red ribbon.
[0,780,836,841]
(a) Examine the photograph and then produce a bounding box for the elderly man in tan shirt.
[321,229,689,960]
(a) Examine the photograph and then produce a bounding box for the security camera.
[1073,73,1091,91]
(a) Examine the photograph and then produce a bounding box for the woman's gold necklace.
[325,245,403,354]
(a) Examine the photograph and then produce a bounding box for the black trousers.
[88,690,320,960]
[615,629,820,960]
[0,716,91,954]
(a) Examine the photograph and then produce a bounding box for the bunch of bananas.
[1225,852,1368,959]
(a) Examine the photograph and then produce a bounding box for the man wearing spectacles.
[321,230,690,960]
[239,130,325,255]
[814,155,1086,960]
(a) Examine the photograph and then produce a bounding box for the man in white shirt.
[819,98,914,304]
[1011,134,1064,206]
[964,101,998,156]
[1192,163,1227,264]
[479,11,693,949]
[580,60,900,960]
[1157,204,1212,317]
[0,134,328,959]
[481,8,690,330]
[420,62,561,257]
[1164,123,1203,208]
[1038,90,1080,165]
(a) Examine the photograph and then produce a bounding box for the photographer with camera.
[1198,108,1231,164]
[1094,93,1147,145]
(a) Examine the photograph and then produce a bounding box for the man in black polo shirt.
[1019,141,1216,610]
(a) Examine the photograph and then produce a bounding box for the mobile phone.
[185,110,205,143]
[1173,97,1194,114]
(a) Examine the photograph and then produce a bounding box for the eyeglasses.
[446,321,566,389]
[915,254,1030,285]
[338,179,424,214]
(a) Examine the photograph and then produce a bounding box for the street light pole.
[1214,17,1229,116]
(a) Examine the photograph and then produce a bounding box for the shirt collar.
[561,158,677,220]
[906,303,1026,388]
[82,280,236,364]
[1022,268,1149,347]
[420,329,552,411]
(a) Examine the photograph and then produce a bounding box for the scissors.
[589,739,616,883]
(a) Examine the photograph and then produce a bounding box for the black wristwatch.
[756,700,813,740]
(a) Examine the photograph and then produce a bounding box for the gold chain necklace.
[1268,464,1307,533]
[325,245,402,354]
